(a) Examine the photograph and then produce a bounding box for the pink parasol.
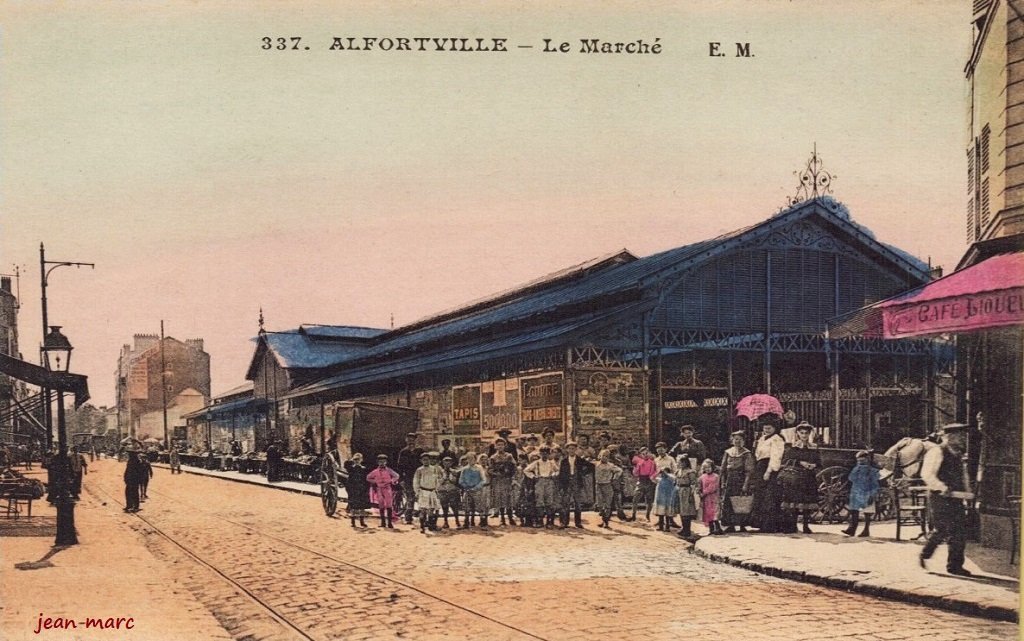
[735,394,784,420]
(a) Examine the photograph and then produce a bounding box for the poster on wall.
[452,384,482,435]
[481,377,519,437]
[520,373,563,434]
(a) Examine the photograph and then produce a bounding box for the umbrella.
[735,394,784,420]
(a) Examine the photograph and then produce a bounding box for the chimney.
[185,338,204,352]
[0,277,10,293]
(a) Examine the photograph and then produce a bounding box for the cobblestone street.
[19,461,1011,641]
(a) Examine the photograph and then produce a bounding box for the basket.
[729,495,753,515]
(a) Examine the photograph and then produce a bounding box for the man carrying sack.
[919,423,975,576]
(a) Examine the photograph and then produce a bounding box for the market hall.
[241,196,945,465]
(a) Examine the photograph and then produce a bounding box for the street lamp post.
[39,243,93,449]
[42,325,76,546]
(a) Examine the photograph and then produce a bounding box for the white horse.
[879,436,939,482]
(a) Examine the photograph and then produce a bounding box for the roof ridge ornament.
[258,307,265,335]
[786,143,836,207]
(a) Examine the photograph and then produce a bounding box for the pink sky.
[0,1,970,406]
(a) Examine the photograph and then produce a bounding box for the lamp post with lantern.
[42,325,77,546]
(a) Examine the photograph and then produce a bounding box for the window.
[968,146,975,192]
[967,197,976,242]
[981,124,991,174]
[981,177,990,231]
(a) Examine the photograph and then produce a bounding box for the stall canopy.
[829,251,1024,340]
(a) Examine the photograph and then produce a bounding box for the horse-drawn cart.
[813,437,934,524]
[319,402,418,517]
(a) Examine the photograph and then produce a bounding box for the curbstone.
[691,542,1018,623]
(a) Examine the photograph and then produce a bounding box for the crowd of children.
[336,431,731,539]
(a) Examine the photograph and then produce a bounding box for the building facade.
[115,334,211,441]
[960,0,1024,548]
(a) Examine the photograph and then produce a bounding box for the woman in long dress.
[653,464,679,532]
[719,430,755,532]
[674,457,699,538]
[750,419,786,533]
[343,453,371,528]
[779,422,822,534]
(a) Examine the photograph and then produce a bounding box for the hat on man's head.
[426,450,440,458]
[655,441,667,449]
[730,430,746,438]
[497,428,512,436]
[376,454,389,461]
[442,455,454,462]
[795,421,814,432]
[855,449,872,459]
[940,423,969,435]
[680,424,695,432]
[406,432,419,439]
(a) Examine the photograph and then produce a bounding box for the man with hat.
[919,423,974,576]
[395,432,424,524]
[557,441,594,528]
[437,453,462,528]
[439,439,457,464]
[488,429,520,460]
[669,425,707,471]
[122,447,146,513]
[524,445,560,527]
[413,451,443,533]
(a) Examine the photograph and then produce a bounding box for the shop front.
[840,250,1024,549]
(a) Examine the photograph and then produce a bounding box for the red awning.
[876,252,1024,338]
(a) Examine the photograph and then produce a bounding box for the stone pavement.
[152,461,324,497]
[84,461,1021,640]
[694,521,1020,623]
[0,469,234,641]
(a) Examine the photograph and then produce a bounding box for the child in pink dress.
[698,459,723,535]
[366,454,400,528]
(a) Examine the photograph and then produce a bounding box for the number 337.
[262,37,303,50]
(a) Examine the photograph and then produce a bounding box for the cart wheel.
[815,466,850,523]
[873,479,896,521]
[320,455,338,517]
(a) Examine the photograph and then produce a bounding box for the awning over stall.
[830,252,1024,340]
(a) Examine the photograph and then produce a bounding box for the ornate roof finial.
[786,143,836,207]
[258,307,265,334]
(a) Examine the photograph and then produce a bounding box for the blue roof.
[262,331,375,369]
[285,301,645,398]
[351,198,927,364]
[299,325,387,340]
[272,198,931,391]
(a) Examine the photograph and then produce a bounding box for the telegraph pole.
[161,320,169,450]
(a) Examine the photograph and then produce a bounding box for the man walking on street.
[123,449,145,512]
[919,423,974,576]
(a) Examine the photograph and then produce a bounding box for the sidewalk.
[693,521,1020,623]
[152,462,330,498]
[0,469,233,641]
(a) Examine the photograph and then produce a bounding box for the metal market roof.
[245,324,388,378]
[282,197,929,397]
[182,395,265,420]
[298,325,388,340]
[284,300,646,399]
